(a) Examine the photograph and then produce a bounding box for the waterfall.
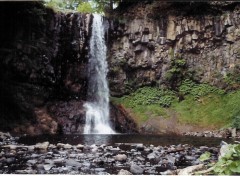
[83,14,115,134]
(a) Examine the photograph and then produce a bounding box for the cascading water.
[83,14,115,134]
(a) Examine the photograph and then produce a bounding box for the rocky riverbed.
[0,132,222,175]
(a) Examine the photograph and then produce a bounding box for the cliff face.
[0,2,90,133]
[108,1,240,96]
[0,2,137,135]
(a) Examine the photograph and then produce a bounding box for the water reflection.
[18,134,234,147]
[83,134,112,145]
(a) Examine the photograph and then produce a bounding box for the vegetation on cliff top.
[43,0,126,13]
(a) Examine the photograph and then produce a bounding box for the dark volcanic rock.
[0,2,90,134]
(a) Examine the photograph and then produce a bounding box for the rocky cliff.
[0,2,137,135]
[108,1,240,96]
[0,2,91,134]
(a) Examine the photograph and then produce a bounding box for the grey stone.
[185,156,196,161]
[43,164,53,171]
[118,169,132,175]
[65,159,81,167]
[63,144,72,149]
[53,158,65,164]
[35,142,49,152]
[114,154,127,161]
[27,159,37,165]
[130,163,144,174]
[76,144,84,149]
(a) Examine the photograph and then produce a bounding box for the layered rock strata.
[108,2,240,95]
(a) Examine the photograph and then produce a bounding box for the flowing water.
[84,14,115,134]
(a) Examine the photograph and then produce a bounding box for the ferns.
[180,79,225,99]
[122,87,176,108]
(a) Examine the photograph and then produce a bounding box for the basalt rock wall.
[0,2,91,134]
[0,2,137,135]
[108,1,240,96]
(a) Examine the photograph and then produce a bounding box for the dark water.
[18,134,233,147]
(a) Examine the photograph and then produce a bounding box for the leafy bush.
[165,55,187,88]
[199,151,211,161]
[213,144,240,175]
[179,79,225,99]
[122,87,176,108]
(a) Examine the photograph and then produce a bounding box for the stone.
[226,34,235,43]
[27,145,35,151]
[27,159,37,165]
[35,142,49,152]
[136,143,144,151]
[147,152,156,160]
[76,144,84,149]
[110,147,120,153]
[57,143,65,148]
[185,156,196,161]
[6,157,15,163]
[178,164,204,175]
[192,32,198,40]
[118,169,132,175]
[114,154,127,161]
[53,158,65,164]
[130,163,144,174]
[166,16,176,40]
[43,164,53,171]
[63,144,72,149]
[231,128,237,138]
[65,159,81,167]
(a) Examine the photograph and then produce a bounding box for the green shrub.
[199,151,211,161]
[165,55,187,88]
[213,144,240,175]
[122,87,176,108]
[179,79,225,99]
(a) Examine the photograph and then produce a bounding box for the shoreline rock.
[0,131,222,175]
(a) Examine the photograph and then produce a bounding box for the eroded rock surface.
[108,1,240,95]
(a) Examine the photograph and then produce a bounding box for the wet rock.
[185,155,196,161]
[118,169,132,175]
[114,154,127,161]
[65,159,81,167]
[35,142,49,152]
[53,158,65,164]
[6,157,15,164]
[110,147,120,154]
[27,159,37,165]
[76,144,84,149]
[63,144,72,149]
[136,143,144,151]
[130,163,144,174]
[178,164,204,175]
[43,164,53,171]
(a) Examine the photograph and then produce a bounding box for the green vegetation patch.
[120,87,176,108]
[111,81,240,129]
[110,87,172,123]
[213,144,240,175]
[172,84,240,128]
